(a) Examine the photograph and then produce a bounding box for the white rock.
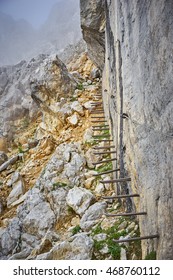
[84,177,95,189]
[100,244,109,254]
[83,101,92,110]
[80,202,107,231]
[7,180,25,207]
[121,248,127,260]
[95,183,105,195]
[93,233,107,241]
[36,233,94,260]
[71,101,84,116]
[22,201,55,236]
[85,170,98,179]
[118,221,128,230]
[126,222,136,232]
[67,114,79,126]
[66,186,95,216]
[83,128,93,143]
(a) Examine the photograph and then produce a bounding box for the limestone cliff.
[80,0,173,259]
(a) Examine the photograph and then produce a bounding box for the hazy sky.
[0,0,62,28]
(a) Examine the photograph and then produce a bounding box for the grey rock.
[67,114,79,126]
[118,221,128,231]
[80,201,107,231]
[121,248,127,260]
[85,148,101,169]
[0,151,8,166]
[36,233,94,260]
[0,155,19,172]
[0,218,21,258]
[95,183,105,195]
[7,180,25,208]
[93,233,107,241]
[80,0,105,69]
[90,67,101,79]
[71,101,84,116]
[66,186,95,216]
[83,128,93,143]
[22,201,55,236]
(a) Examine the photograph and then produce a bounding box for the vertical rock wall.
[80,0,173,259]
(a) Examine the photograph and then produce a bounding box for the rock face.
[80,0,105,69]
[80,0,173,259]
[30,55,77,134]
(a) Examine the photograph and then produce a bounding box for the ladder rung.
[94,139,113,142]
[100,177,131,183]
[93,168,120,176]
[91,121,107,123]
[93,158,117,165]
[102,194,140,199]
[93,151,116,155]
[105,212,147,217]
[91,116,105,119]
[94,145,115,149]
[93,135,111,138]
[113,235,159,243]
[93,128,109,131]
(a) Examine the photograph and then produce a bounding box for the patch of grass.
[70,96,77,102]
[93,240,105,251]
[145,251,156,260]
[18,144,25,153]
[92,224,103,235]
[76,83,84,90]
[52,182,69,190]
[95,162,113,173]
[72,225,81,235]
[107,240,121,259]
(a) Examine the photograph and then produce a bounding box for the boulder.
[7,180,25,208]
[80,201,107,231]
[67,113,79,126]
[66,186,95,216]
[22,201,55,237]
[36,233,94,260]
[71,101,84,116]
[0,218,21,258]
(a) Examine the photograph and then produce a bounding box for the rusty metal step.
[100,177,131,183]
[105,212,147,217]
[102,194,139,199]
[92,158,117,165]
[113,234,159,243]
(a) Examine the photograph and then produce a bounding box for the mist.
[0,0,82,65]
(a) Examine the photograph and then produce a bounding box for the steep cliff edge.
[80,0,173,259]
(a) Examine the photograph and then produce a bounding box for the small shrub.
[145,251,156,260]
[76,83,84,90]
[72,225,81,235]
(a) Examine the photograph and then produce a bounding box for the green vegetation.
[145,251,156,260]
[95,162,113,173]
[18,144,25,153]
[91,222,127,260]
[52,182,69,190]
[70,96,77,102]
[0,181,3,186]
[21,117,29,128]
[76,83,84,90]
[72,225,81,235]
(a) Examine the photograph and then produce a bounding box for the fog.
[0,0,82,65]
[0,0,62,28]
